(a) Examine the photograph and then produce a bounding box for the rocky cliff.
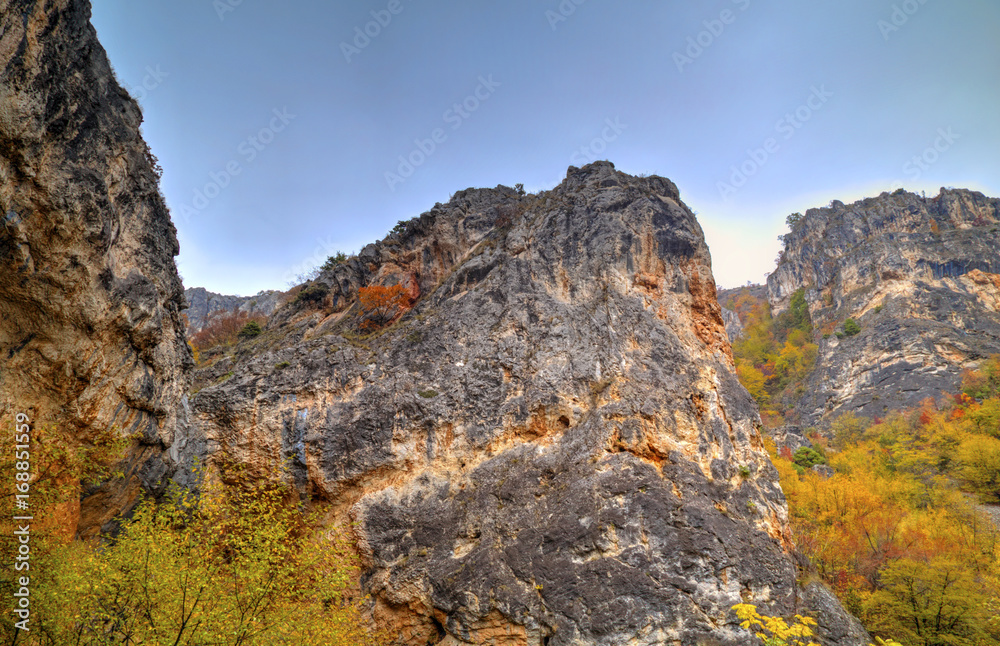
[768,188,1000,425]
[182,286,285,333]
[186,162,866,645]
[0,0,190,537]
[0,2,870,640]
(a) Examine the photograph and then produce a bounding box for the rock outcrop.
[182,287,285,332]
[721,306,743,342]
[186,162,865,645]
[768,189,1000,425]
[0,0,190,537]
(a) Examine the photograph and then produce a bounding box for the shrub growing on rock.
[792,446,826,469]
[238,320,263,339]
[321,252,349,271]
[358,284,408,330]
[190,311,267,357]
[293,283,329,306]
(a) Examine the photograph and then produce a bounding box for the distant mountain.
[182,287,285,332]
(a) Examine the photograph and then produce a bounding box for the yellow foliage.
[955,433,1000,502]
[733,605,904,646]
[766,392,1000,646]
[730,287,816,421]
[732,603,820,646]
[0,423,383,645]
[738,361,770,406]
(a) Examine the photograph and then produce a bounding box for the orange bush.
[357,284,408,330]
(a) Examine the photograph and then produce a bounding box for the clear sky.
[90,0,1000,296]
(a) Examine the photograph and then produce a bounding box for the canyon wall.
[0,0,190,537]
[768,189,1000,425]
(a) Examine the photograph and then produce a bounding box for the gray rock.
[801,582,870,645]
[721,307,743,342]
[769,425,814,455]
[187,162,863,645]
[768,188,1000,426]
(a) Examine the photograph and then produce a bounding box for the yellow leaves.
[732,604,820,646]
[734,604,908,646]
[955,433,1000,503]
[1,467,384,645]
[772,391,1000,646]
[730,287,816,422]
[738,361,770,407]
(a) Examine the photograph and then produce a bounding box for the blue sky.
[90,0,1000,296]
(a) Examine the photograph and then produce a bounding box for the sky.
[89,0,1000,296]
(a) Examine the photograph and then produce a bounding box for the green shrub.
[321,252,348,271]
[793,446,827,469]
[275,361,291,370]
[843,318,861,336]
[776,288,813,335]
[786,212,805,229]
[238,321,263,339]
[294,284,329,306]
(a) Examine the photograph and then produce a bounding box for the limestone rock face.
[189,162,863,645]
[721,306,743,342]
[768,189,1000,425]
[0,0,189,536]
